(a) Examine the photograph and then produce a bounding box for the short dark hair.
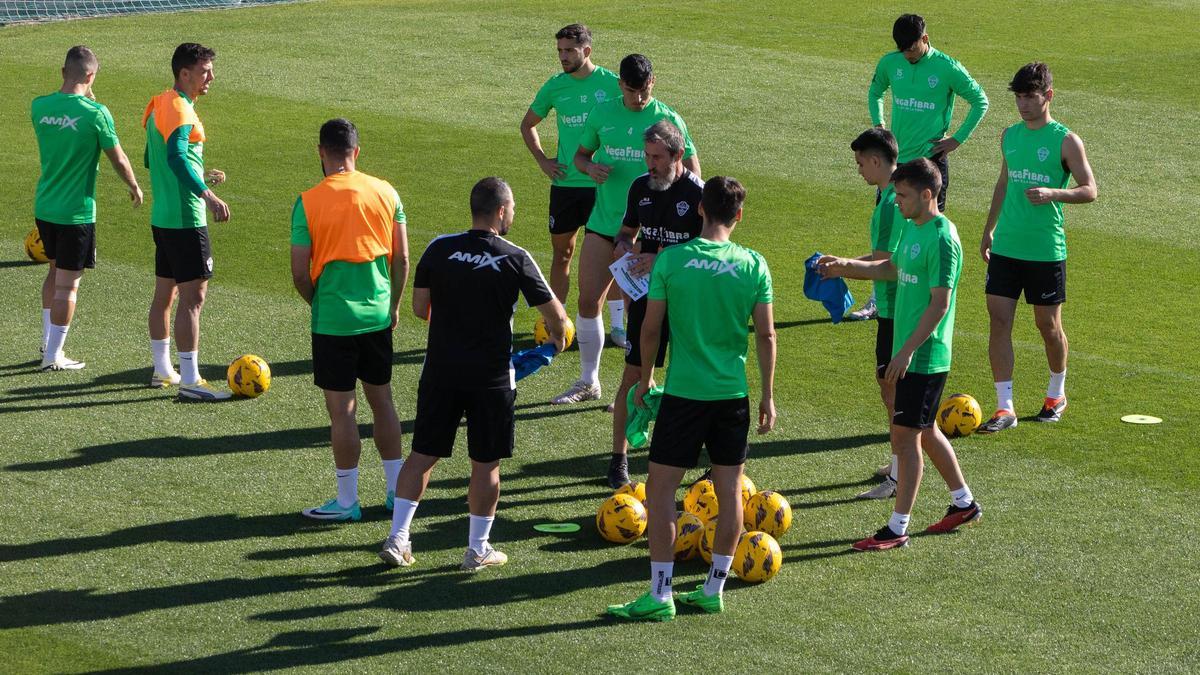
[644,120,684,157]
[619,54,653,88]
[1009,61,1053,94]
[63,45,97,79]
[470,177,512,219]
[319,118,358,154]
[556,24,592,46]
[701,176,746,225]
[891,158,942,197]
[850,127,898,164]
[892,14,926,51]
[172,42,216,79]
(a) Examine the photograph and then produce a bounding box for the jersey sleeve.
[872,198,897,252]
[949,61,989,145]
[647,253,669,301]
[578,107,601,152]
[755,253,774,304]
[290,196,311,246]
[671,112,697,159]
[622,181,641,230]
[867,57,891,126]
[166,125,208,197]
[931,230,962,289]
[529,77,555,118]
[390,186,406,223]
[413,241,435,289]
[96,105,120,150]
[517,251,554,307]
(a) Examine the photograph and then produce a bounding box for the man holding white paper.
[605,120,703,487]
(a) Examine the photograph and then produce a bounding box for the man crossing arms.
[32,46,142,371]
[142,42,231,399]
[291,119,410,522]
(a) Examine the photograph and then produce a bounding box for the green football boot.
[605,593,675,622]
[676,585,725,614]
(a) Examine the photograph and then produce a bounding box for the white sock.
[888,454,898,482]
[468,514,495,555]
[179,350,200,384]
[650,561,674,602]
[335,466,359,508]
[608,300,625,331]
[950,485,974,509]
[576,314,604,385]
[45,324,69,361]
[703,554,734,597]
[382,458,403,494]
[152,338,174,375]
[389,498,419,541]
[888,511,911,536]
[41,309,51,350]
[995,380,1014,412]
[1047,370,1066,399]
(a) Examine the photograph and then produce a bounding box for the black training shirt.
[621,168,704,254]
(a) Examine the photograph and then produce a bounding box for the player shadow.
[265,349,428,378]
[751,433,890,459]
[0,395,166,414]
[772,318,838,329]
[0,366,157,395]
[0,260,41,269]
[90,618,611,673]
[3,424,363,472]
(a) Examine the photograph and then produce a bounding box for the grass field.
[1,0,1198,671]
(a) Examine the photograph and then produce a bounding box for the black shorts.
[412,380,516,463]
[548,185,596,235]
[584,228,615,245]
[152,225,213,283]
[36,219,96,271]
[985,253,1066,305]
[892,371,948,429]
[875,318,894,379]
[648,394,750,468]
[311,328,393,392]
[624,296,669,367]
[931,152,949,212]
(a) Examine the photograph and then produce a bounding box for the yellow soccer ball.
[740,474,757,507]
[698,517,744,565]
[674,512,705,561]
[937,393,984,438]
[596,493,647,544]
[24,228,49,263]
[743,490,792,539]
[683,478,719,522]
[614,480,647,504]
[533,315,575,350]
[227,354,271,398]
[733,530,783,583]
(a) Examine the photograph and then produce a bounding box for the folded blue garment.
[803,252,854,324]
[512,342,558,382]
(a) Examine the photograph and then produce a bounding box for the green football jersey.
[868,48,989,163]
[143,89,208,229]
[290,192,405,336]
[578,98,696,236]
[870,184,907,319]
[648,238,772,401]
[529,67,621,188]
[31,92,120,225]
[992,120,1072,262]
[891,214,961,374]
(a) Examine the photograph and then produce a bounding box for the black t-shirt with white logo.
[621,168,704,254]
[414,230,553,389]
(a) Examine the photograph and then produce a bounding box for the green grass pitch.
[1,0,1198,671]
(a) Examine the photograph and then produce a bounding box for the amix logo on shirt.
[39,115,81,131]
[685,258,739,278]
[448,251,507,271]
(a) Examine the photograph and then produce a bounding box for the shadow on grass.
[751,433,890,458]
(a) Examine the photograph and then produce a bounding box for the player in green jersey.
[606,176,775,621]
[835,128,909,497]
[520,24,621,308]
[32,46,143,371]
[978,63,1098,433]
[143,43,231,400]
[820,159,981,551]
[553,53,699,406]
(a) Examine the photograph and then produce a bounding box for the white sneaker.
[847,297,878,321]
[856,478,897,500]
[551,379,601,405]
[41,355,86,371]
[379,534,415,567]
[150,370,182,388]
[460,546,507,572]
[178,379,232,401]
[610,327,629,349]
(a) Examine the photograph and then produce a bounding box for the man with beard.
[605,121,703,487]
